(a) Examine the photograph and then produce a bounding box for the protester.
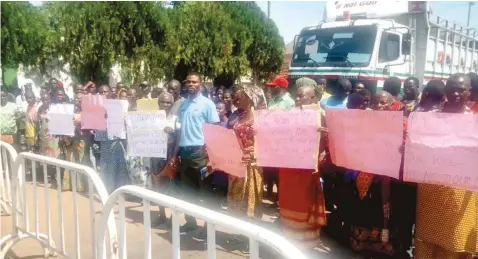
[0,86,18,145]
[263,76,294,205]
[468,72,478,113]
[84,81,97,95]
[402,76,420,116]
[383,76,404,111]
[73,83,84,98]
[139,81,152,99]
[352,81,365,93]
[62,92,88,192]
[166,80,184,116]
[16,80,38,112]
[320,78,351,109]
[413,80,445,112]
[295,77,323,102]
[171,72,219,232]
[151,87,163,99]
[227,85,265,219]
[214,85,225,102]
[95,85,130,194]
[212,100,230,205]
[316,75,331,100]
[278,83,326,247]
[267,76,295,110]
[55,89,68,104]
[127,88,138,111]
[415,73,478,259]
[346,93,367,110]
[222,90,233,116]
[150,92,180,226]
[357,88,372,109]
[215,101,229,127]
[24,91,40,151]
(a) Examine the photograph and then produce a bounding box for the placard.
[326,109,403,179]
[127,111,167,158]
[48,104,75,136]
[404,112,478,192]
[254,106,320,169]
[203,123,245,178]
[81,94,106,130]
[105,99,129,139]
[137,98,159,112]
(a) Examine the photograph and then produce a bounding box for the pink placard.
[326,109,403,179]
[254,106,320,169]
[404,112,478,192]
[203,123,246,178]
[81,94,107,130]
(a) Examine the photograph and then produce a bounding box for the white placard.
[48,104,75,136]
[105,99,129,139]
[127,111,168,158]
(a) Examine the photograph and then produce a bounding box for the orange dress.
[278,167,326,247]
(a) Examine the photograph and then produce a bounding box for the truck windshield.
[291,25,377,67]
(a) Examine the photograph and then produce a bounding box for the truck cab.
[289,1,478,93]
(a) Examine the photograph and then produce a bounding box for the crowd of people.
[1,71,477,259]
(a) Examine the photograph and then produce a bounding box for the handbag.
[159,159,178,179]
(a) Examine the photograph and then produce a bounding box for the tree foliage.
[1,2,52,67]
[1,1,284,85]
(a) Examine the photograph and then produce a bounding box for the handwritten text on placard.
[127,111,167,158]
[326,109,403,179]
[404,112,478,192]
[255,106,320,169]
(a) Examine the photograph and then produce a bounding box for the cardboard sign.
[326,109,403,179]
[254,106,320,169]
[48,104,75,136]
[81,94,106,130]
[127,111,167,158]
[203,123,245,178]
[105,99,129,139]
[404,112,478,192]
[137,98,159,112]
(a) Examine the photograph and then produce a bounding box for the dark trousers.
[263,167,279,202]
[178,146,210,226]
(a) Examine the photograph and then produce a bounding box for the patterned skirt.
[415,184,478,259]
[227,165,263,219]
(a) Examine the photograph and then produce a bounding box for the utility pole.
[267,1,271,18]
[467,1,475,27]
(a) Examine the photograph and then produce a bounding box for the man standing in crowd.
[402,76,420,115]
[167,79,184,116]
[267,76,295,110]
[171,72,219,232]
[320,78,351,109]
[383,76,403,110]
[316,75,331,100]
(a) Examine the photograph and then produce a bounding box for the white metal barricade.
[0,151,118,259]
[97,185,309,259]
[0,141,20,215]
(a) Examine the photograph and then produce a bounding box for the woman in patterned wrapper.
[414,74,477,259]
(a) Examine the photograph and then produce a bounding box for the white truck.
[288,0,478,92]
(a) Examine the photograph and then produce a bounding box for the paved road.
[1,183,357,259]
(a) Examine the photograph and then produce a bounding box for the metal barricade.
[0,141,19,215]
[0,151,118,259]
[97,185,309,259]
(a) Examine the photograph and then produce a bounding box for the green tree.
[45,1,174,84]
[1,2,52,68]
[222,2,284,83]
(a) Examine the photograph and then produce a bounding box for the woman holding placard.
[414,74,477,259]
[227,85,266,219]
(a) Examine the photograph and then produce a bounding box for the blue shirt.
[178,95,219,147]
[320,95,348,109]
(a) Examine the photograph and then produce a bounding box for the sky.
[256,1,478,44]
[30,1,478,45]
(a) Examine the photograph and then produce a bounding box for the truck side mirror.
[402,33,411,55]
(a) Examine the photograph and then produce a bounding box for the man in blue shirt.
[171,72,219,232]
[320,78,352,110]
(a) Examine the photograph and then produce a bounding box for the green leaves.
[1,1,284,85]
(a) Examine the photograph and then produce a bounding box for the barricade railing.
[0,141,20,215]
[0,150,118,259]
[97,185,309,259]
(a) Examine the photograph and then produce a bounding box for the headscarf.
[237,85,267,109]
[296,77,321,95]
